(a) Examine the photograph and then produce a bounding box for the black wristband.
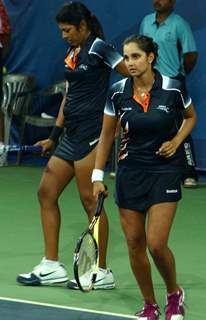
[49,126,63,143]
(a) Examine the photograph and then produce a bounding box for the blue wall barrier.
[3,0,206,169]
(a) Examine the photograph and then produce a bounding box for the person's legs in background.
[182,135,198,187]
[176,109,198,187]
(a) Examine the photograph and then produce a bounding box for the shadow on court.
[0,299,136,320]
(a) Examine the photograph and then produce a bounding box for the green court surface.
[0,167,206,319]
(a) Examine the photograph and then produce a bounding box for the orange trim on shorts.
[133,93,150,113]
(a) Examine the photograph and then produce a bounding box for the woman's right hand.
[34,139,55,154]
[93,181,108,201]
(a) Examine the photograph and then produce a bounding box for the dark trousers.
[182,135,198,181]
[174,74,198,181]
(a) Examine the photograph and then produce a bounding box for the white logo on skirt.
[166,189,178,193]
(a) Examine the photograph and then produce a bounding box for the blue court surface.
[0,297,136,320]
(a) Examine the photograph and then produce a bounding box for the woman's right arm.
[92,114,118,199]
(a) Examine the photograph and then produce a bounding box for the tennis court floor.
[0,167,205,319]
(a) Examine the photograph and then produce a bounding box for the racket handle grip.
[95,185,107,214]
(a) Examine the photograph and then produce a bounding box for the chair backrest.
[1,73,36,116]
[37,80,66,97]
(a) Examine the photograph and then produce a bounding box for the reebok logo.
[166,189,178,194]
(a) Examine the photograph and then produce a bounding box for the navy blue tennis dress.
[104,70,193,212]
[54,35,123,161]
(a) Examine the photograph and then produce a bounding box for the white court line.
[0,296,136,319]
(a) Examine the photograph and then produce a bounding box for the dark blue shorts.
[53,131,99,161]
[115,165,182,213]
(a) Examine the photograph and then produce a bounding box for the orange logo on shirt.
[64,48,78,70]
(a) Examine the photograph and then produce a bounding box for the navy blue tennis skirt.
[53,131,99,161]
[115,165,182,213]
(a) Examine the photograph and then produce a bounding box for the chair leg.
[16,117,26,165]
[1,114,12,166]
[0,111,4,142]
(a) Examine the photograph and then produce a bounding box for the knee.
[37,183,56,206]
[147,240,166,260]
[37,184,48,204]
[80,192,95,217]
[126,236,146,256]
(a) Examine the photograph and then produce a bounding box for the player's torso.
[114,74,184,171]
[63,36,111,132]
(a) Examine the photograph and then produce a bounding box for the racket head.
[73,230,98,292]
[73,190,106,292]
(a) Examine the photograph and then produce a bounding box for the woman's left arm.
[175,103,197,144]
[157,103,197,158]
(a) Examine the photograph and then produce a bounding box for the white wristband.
[91,169,104,183]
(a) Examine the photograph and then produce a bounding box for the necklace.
[133,85,149,101]
[133,78,155,101]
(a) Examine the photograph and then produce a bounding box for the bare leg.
[147,202,179,294]
[75,147,109,269]
[119,208,157,304]
[38,156,74,261]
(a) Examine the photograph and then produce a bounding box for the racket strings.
[77,233,97,288]
[73,192,105,291]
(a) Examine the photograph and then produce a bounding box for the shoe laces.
[166,289,184,315]
[136,303,160,318]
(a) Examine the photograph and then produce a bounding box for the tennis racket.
[0,144,42,156]
[73,188,107,292]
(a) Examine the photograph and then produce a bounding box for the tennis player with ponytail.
[93,35,196,319]
[17,1,128,289]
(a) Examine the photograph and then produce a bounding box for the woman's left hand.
[156,140,178,158]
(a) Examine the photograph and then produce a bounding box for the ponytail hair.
[56,1,105,40]
[89,14,105,40]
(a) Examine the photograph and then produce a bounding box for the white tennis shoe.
[67,267,115,290]
[16,257,68,285]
